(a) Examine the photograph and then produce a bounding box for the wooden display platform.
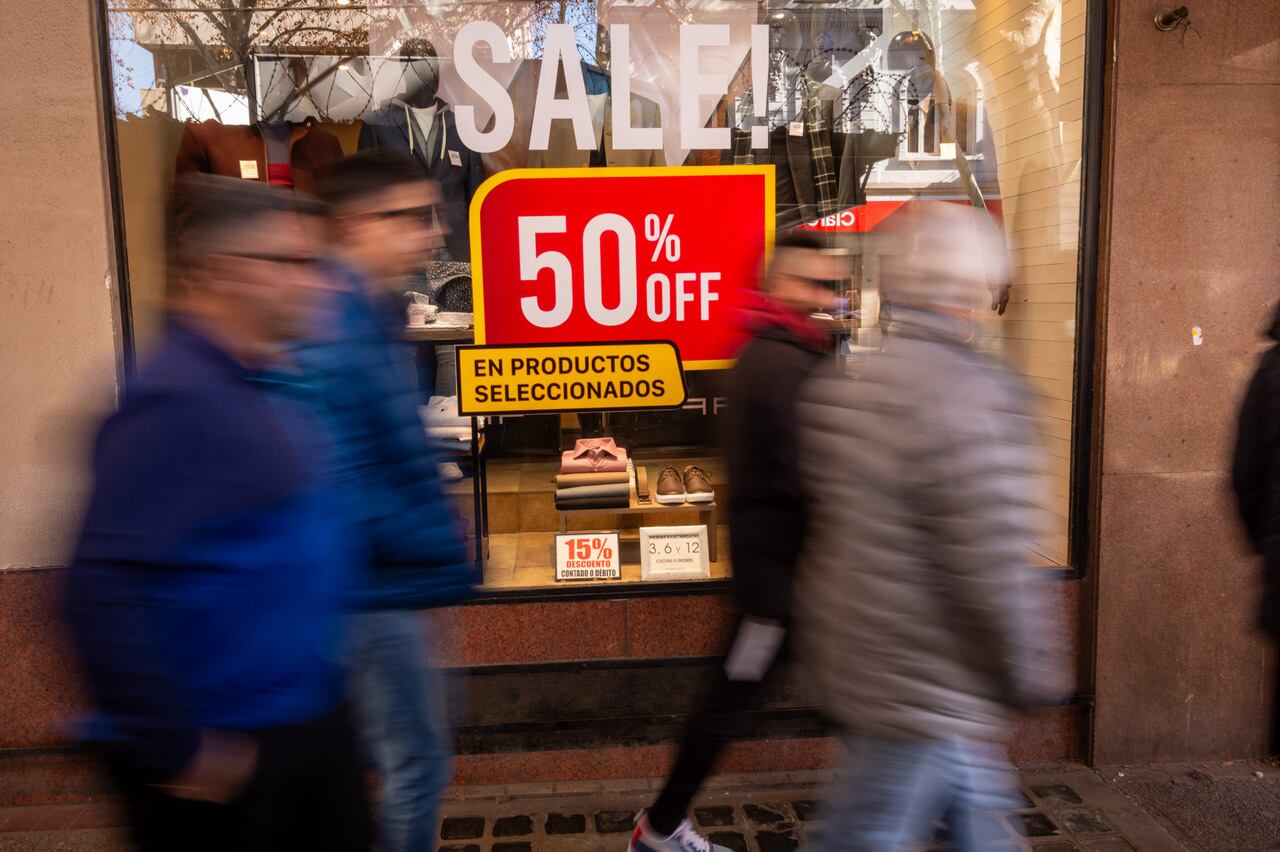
[403,325,474,342]
[557,495,719,562]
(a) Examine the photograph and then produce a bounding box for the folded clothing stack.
[555,438,632,509]
[420,395,482,450]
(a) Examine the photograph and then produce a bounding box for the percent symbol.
[592,537,613,560]
[644,213,681,263]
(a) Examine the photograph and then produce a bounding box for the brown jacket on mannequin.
[174,117,344,193]
[528,93,666,169]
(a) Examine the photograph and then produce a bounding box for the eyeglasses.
[220,252,323,268]
[374,204,443,229]
[787,274,846,291]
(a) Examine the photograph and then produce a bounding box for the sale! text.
[452,23,772,153]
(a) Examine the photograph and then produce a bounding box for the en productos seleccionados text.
[469,351,669,405]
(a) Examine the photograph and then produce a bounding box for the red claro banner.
[469,166,774,371]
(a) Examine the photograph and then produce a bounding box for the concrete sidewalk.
[1,760,1278,851]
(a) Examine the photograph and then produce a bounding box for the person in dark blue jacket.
[63,175,373,852]
[296,150,473,851]
[1231,299,1280,750]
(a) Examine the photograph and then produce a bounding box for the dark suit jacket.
[359,101,484,262]
[174,118,343,193]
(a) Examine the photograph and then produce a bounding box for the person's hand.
[158,730,258,804]
[990,284,1011,315]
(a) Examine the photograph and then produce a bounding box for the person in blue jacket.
[295,149,474,852]
[63,175,373,852]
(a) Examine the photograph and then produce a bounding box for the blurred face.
[768,248,846,313]
[334,180,446,284]
[196,210,330,344]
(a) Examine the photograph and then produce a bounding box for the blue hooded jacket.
[291,262,474,610]
[64,323,354,782]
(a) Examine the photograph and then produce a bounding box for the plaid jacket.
[804,77,839,218]
[730,80,840,227]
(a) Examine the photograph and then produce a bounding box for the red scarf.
[734,290,829,352]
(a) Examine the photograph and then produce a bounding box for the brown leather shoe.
[655,466,686,504]
[682,465,714,503]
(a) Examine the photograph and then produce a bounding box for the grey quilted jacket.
[794,307,1068,743]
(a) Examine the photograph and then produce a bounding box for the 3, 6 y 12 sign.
[639,525,711,581]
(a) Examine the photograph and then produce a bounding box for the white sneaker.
[438,461,464,482]
[628,813,732,852]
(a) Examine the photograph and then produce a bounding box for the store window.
[103,0,1090,588]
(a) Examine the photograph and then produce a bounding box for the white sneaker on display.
[627,813,731,852]
[438,461,464,482]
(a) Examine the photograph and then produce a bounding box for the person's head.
[167,175,327,362]
[314,150,445,285]
[763,231,847,313]
[879,201,1010,322]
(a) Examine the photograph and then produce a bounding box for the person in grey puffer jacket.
[795,202,1069,851]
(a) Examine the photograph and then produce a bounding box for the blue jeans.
[346,611,452,852]
[811,735,1024,852]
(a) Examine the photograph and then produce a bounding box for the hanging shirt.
[260,122,294,187]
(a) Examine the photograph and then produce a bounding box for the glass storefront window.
[104,0,1088,588]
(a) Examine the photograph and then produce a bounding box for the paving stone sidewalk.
[429,763,1196,852]
[3,760,1279,851]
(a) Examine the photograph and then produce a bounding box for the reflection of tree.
[111,0,607,119]
[110,0,365,116]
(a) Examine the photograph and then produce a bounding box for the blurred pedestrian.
[794,202,1068,851]
[63,175,373,852]
[1230,299,1280,752]
[629,232,843,852]
[296,149,473,852]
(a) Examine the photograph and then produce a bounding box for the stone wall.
[1092,0,1280,762]
[0,1,121,572]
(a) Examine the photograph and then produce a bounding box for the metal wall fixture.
[1155,6,1191,31]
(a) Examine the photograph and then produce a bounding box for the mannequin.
[358,39,483,262]
[174,55,343,193]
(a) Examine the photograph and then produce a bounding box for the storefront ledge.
[452,734,839,787]
[466,577,731,605]
[447,703,1083,785]
[0,748,111,807]
[463,566,1078,606]
[0,704,1081,803]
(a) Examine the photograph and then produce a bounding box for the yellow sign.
[456,341,686,416]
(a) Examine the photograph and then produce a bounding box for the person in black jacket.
[629,232,845,852]
[1231,299,1280,750]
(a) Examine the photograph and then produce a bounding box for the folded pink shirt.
[560,437,629,473]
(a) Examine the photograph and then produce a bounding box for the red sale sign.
[469,166,774,369]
